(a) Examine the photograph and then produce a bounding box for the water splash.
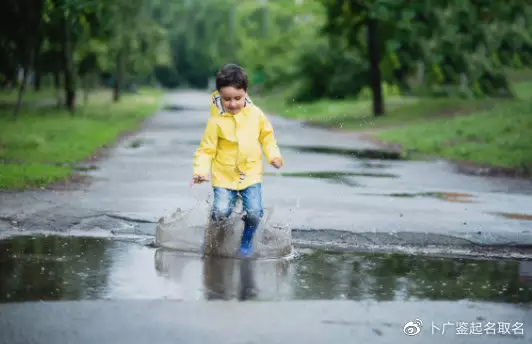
[155,199,293,259]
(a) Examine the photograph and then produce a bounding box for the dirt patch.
[452,160,532,179]
[428,101,498,119]
[492,212,532,221]
[436,192,475,203]
[46,173,94,191]
[356,132,404,153]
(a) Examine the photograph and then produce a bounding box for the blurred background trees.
[2,0,531,116]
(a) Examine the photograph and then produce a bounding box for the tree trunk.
[13,43,36,119]
[63,15,76,112]
[113,51,123,102]
[83,75,89,105]
[13,68,28,119]
[54,70,61,107]
[367,17,384,117]
[34,69,41,91]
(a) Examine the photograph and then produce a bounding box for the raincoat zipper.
[234,115,244,188]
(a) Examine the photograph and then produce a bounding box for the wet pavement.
[1,234,531,343]
[2,90,532,257]
[1,90,532,343]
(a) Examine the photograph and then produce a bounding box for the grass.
[0,163,73,189]
[0,87,163,189]
[375,90,532,170]
[0,88,55,103]
[255,79,532,171]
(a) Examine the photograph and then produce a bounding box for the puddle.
[162,105,187,111]
[386,192,476,203]
[264,171,396,187]
[280,145,403,160]
[359,161,391,169]
[72,164,99,172]
[128,138,154,149]
[264,171,397,179]
[493,212,532,221]
[264,171,363,187]
[1,235,532,303]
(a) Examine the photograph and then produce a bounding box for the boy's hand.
[270,157,283,169]
[190,174,209,187]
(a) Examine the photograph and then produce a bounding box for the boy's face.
[219,86,247,114]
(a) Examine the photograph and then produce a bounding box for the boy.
[191,64,283,258]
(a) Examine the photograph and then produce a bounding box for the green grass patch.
[0,163,72,189]
[0,87,57,104]
[375,97,532,170]
[255,92,524,131]
[255,80,532,170]
[0,87,163,189]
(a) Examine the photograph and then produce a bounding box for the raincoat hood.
[210,90,253,117]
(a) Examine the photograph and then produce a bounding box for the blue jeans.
[211,183,264,230]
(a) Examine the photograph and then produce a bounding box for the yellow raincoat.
[193,91,282,190]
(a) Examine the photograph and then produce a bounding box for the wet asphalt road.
[0,235,531,343]
[1,90,531,255]
[1,299,530,344]
[0,91,532,253]
[1,91,532,343]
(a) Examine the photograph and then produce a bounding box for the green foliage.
[149,0,324,89]
[313,0,532,100]
[2,0,532,106]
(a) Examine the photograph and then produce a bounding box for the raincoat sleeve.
[193,118,218,177]
[259,111,282,163]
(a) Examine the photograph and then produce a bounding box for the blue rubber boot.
[238,226,256,258]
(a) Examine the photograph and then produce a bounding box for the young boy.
[191,64,283,258]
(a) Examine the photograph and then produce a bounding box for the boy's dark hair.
[216,64,248,91]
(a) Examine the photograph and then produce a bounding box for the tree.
[0,0,46,118]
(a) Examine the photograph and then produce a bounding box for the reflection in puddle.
[1,235,531,303]
[155,249,291,301]
[279,145,403,160]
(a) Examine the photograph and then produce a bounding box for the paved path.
[1,300,530,344]
[1,90,532,254]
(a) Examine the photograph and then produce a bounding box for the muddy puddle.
[386,192,476,203]
[493,212,532,221]
[1,235,532,303]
